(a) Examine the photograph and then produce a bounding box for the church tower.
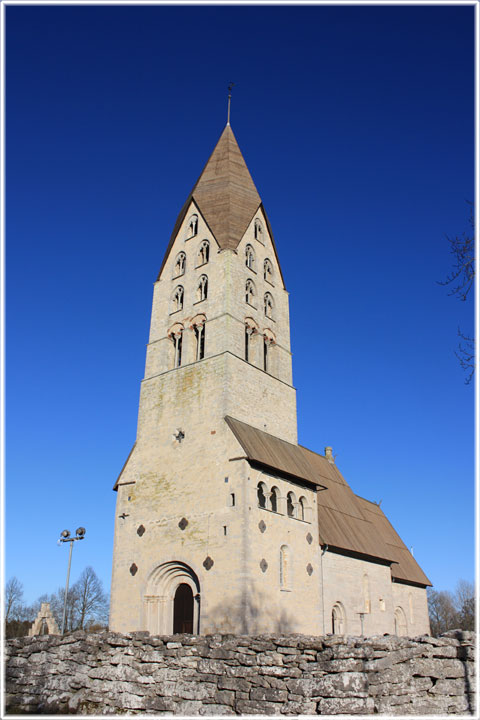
[110,123,431,637]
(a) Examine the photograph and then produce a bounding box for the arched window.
[254,219,263,242]
[394,607,408,636]
[194,320,205,361]
[363,574,371,613]
[196,275,208,302]
[332,603,346,634]
[245,244,255,271]
[172,286,184,313]
[299,496,307,521]
[174,252,186,277]
[264,292,274,319]
[280,545,291,589]
[257,482,268,508]
[263,329,276,374]
[287,491,296,518]
[246,279,255,305]
[168,325,184,368]
[244,318,258,363]
[187,214,198,239]
[198,240,210,266]
[264,258,273,283]
[270,486,279,513]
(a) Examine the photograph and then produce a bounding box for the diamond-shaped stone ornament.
[260,559,268,573]
[178,518,188,531]
[130,563,138,576]
[306,533,313,545]
[137,525,145,537]
[203,556,214,571]
[306,563,313,576]
[258,520,266,533]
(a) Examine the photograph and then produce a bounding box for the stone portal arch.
[394,606,408,636]
[143,561,200,635]
[332,602,346,635]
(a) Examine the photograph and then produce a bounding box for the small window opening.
[246,279,255,305]
[287,492,295,518]
[223,526,227,536]
[257,483,266,508]
[245,326,251,362]
[264,258,273,282]
[187,214,198,238]
[264,292,274,319]
[270,487,279,512]
[173,331,183,368]
[230,493,235,506]
[263,337,268,372]
[299,496,307,521]
[198,240,210,265]
[172,286,184,313]
[197,275,208,302]
[194,323,205,361]
[280,544,291,589]
[174,252,186,277]
[224,477,229,483]
[245,244,255,270]
[254,219,263,242]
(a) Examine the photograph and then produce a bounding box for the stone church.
[109,123,431,638]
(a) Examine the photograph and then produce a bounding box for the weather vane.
[227,82,235,125]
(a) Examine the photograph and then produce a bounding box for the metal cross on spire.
[227,82,234,125]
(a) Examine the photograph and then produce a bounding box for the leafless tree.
[428,578,475,636]
[71,567,108,630]
[438,204,475,383]
[5,577,24,622]
[454,579,475,631]
[428,588,457,636]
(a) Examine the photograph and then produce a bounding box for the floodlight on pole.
[58,527,86,635]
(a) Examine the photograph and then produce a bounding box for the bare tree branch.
[439,204,475,383]
[5,577,24,622]
[438,203,475,302]
[455,328,475,385]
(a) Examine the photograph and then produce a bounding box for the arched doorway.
[173,583,194,633]
[394,606,408,636]
[332,602,346,634]
[144,561,200,635]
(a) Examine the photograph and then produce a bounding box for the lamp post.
[58,527,86,635]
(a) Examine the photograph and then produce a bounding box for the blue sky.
[6,4,475,607]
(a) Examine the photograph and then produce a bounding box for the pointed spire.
[190,124,261,250]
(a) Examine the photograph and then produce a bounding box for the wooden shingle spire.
[157,124,278,282]
[190,124,261,251]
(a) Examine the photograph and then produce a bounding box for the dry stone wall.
[5,630,475,715]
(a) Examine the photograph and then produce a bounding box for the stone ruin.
[27,602,60,637]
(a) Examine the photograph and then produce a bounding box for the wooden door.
[173,583,193,633]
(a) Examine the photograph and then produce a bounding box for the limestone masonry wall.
[5,631,475,716]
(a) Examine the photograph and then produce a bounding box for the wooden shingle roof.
[225,416,430,586]
[191,124,261,251]
[156,125,285,287]
[356,496,432,586]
